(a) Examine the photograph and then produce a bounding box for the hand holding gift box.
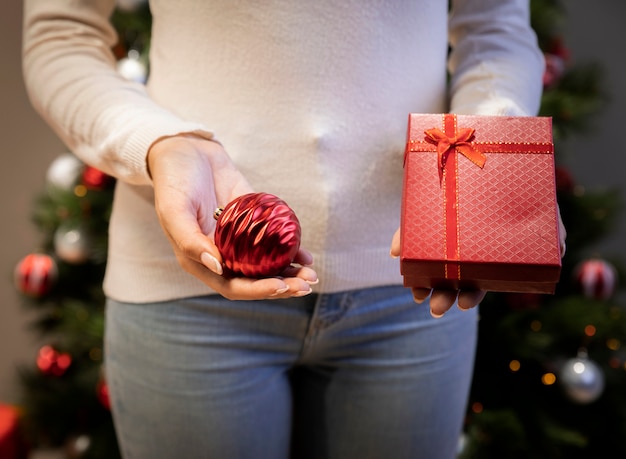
[400,113,562,295]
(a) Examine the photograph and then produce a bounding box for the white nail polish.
[201,252,223,275]
[270,286,290,297]
[430,310,444,319]
[293,288,312,297]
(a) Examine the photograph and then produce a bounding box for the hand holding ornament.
[147,135,317,300]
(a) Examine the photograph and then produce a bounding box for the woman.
[23,1,557,457]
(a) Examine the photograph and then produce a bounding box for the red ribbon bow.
[424,127,487,175]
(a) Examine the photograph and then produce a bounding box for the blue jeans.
[105,285,477,459]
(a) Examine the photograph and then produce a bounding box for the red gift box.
[400,113,562,293]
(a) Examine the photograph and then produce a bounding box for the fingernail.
[430,309,444,319]
[306,278,320,285]
[201,252,223,275]
[293,287,312,297]
[390,251,399,259]
[270,286,290,297]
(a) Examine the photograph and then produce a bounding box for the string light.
[74,184,87,197]
[471,402,483,414]
[606,338,620,351]
[541,372,556,385]
[89,347,103,362]
[509,360,521,372]
[584,325,596,337]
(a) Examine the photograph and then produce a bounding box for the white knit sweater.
[23,0,544,302]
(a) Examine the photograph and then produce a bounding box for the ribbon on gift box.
[407,113,554,282]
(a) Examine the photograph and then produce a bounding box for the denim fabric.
[105,285,477,459]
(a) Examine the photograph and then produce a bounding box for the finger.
[269,278,314,299]
[429,289,459,318]
[267,265,318,299]
[280,265,318,284]
[183,259,292,300]
[557,204,567,258]
[184,256,317,301]
[226,276,298,300]
[390,228,401,258]
[411,287,432,304]
[293,248,314,266]
[458,289,486,310]
[224,274,315,300]
[161,211,223,275]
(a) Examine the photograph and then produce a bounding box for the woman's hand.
[390,203,567,317]
[147,135,318,300]
[390,228,486,317]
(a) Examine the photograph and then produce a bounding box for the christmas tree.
[13,1,623,458]
[460,1,626,458]
[13,2,150,458]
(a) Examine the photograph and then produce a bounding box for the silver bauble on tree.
[54,224,92,264]
[46,153,84,190]
[558,350,605,404]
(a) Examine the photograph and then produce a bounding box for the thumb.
[157,201,224,276]
[390,227,401,258]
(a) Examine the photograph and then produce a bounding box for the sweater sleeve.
[448,0,545,116]
[22,0,214,186]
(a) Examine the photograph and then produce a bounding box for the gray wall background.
[1,0,625,403]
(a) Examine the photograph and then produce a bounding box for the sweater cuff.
[99,107,215,186]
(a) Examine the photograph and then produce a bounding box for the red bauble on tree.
[96,379,111,411]
[14,253,58,298]
[82,165,115,190]
[213,192,301,277]
[543,53,566,88]
[574,258,618,301]
[36,345,72,377]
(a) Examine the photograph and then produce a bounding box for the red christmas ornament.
[82,165,114,190]
[543,53,566,88]
[96,380,111,410]
[0,404,29,459]
[574,258,618,301]
[214,192,301,277]
[546,37,571,61]
[37,345,72,377]
[14,253,58,297]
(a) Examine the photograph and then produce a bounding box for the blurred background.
[1,0,626,458]
[2,0,67,404]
